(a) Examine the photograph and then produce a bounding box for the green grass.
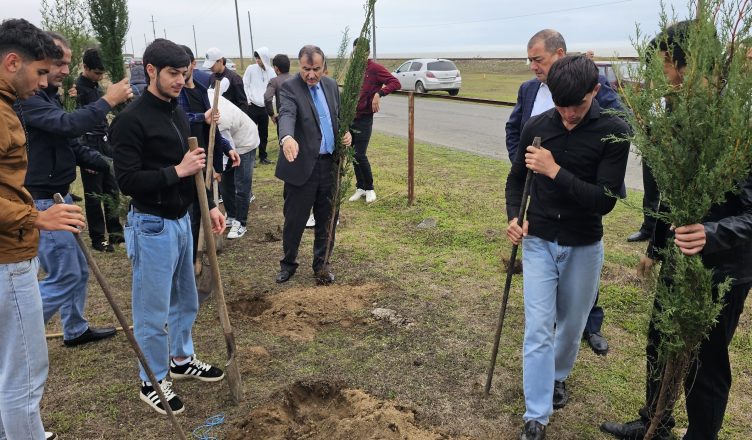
[43,130,752,439]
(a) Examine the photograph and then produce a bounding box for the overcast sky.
[7,0,691,58]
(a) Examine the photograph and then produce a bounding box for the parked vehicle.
[393,58,461,96]
[196,58,236,72]
[595,60,640,91]
[225,58,237,71]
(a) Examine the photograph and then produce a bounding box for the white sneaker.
[249,194,256,203]
[348,188,366,202]
[305,213,316,228]
[228,225,246,239]
[365,190,377,203]
[45,433,57,440]
[226,219,239,235]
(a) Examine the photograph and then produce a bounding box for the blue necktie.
[311,85,335,154]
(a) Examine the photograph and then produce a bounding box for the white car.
[393,58,461,96]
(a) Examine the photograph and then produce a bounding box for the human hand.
[35,203,86,233]
[209,207,226,234]
[228,149,240,167]
[68,85,77,98]
[636,255,655,278]
[506,218,529,245]
[525,145,560,179]
[175,147,206,177]
[371,93,381,113]
[205,108,220,125]
[102,78,133,107]
[342,131,352,147]
[282,137,299,162]
[673,223,706,256]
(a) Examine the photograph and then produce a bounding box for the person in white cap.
[243,47,275,164]
[203,47,247,112]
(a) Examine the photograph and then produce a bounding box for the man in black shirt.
[75,48,124,252]
[111,39,226,415]
[505,56,630,440]
[203,47,247,112]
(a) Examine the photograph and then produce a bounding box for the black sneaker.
[45,432,57,440]
[139,380,184,415]
[92,240,114,252]
[170,357,225,382]
[553,380,568,409]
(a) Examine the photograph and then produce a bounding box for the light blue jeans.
[35,195,90,340]
[521,235,603,425]
[0,258,48,440]
[125,210,198,382]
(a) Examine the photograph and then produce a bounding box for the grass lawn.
[42,131,752,439]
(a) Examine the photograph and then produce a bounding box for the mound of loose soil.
[230,284,381,341]
[226,380,455,440]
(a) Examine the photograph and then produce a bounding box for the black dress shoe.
[64,326,116,347]
[601,418,671,440]
[627,230,651,242]
[314,270,335,285]
[520,420,546,440]
[260,158,274,165]
[276,270,294,283]
[553,380,568,409]
[584,331,609,355]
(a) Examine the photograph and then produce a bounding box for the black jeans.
[248,104,269,160]
[643,280,751,439]
[281,156,338,273]
[351,114,375,191]
[640,161,660,234]
[80,166,123,243]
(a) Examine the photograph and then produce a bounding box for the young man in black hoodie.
[111,38,226,415]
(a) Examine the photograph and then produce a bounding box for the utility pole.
[150,15,157,40]
[163,28,167,39]
[130,36,135,56]
[372,5,377,61]
[233,0,244,68]
[192,25,198,57]
[143,33,148,49]
[247,11,255,55]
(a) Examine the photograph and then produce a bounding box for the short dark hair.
[142,38,190,84]
[272,54,290,73]
[546,55,599,107]
[649,20,692,69]
[353,37,370,48]
[253,51,260,59]
[298,45,325,64]
[0,18,62,61]
[528,29,567,54]
[180,45,195,62]
[46,31,70,50]
[82,48,104,70]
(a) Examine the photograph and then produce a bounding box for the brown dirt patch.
[226,380,457,440]
[233,283,381,341]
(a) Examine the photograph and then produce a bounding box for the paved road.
[373,94,645,191]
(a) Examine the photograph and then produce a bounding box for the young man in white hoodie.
[243,47,275,164]
[209,79,260,239]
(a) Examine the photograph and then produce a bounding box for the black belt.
[318,153,333,160]
[29,188,69,200]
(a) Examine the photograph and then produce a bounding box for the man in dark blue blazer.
[275,45,352,285]
[505,29,625,358]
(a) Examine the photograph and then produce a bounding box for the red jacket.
[356,59,401,118]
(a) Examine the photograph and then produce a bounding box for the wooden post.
[408,91,415,206]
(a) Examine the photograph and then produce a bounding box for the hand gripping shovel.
[484,136,541,395]
[187,137,244,403]
[53,194,187,440]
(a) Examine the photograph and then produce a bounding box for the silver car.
[393,58,461,96]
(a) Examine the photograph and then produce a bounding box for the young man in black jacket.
[75,47,125,252]
[506,56,630,440]
[111,39,226,415]
[19,32,131,348]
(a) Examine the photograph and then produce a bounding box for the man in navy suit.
[275,45,352,285]
[505,29,624,357]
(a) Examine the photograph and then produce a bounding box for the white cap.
[203,48,223,69]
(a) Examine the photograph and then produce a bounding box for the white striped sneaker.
[170,356,225,382]
[139,379,185,415]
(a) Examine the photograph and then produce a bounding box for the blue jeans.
[0,258,48,440]
[220,150,255,227]
[125,210,198,382]
[521,236,603,424]
[35,195,90,340]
